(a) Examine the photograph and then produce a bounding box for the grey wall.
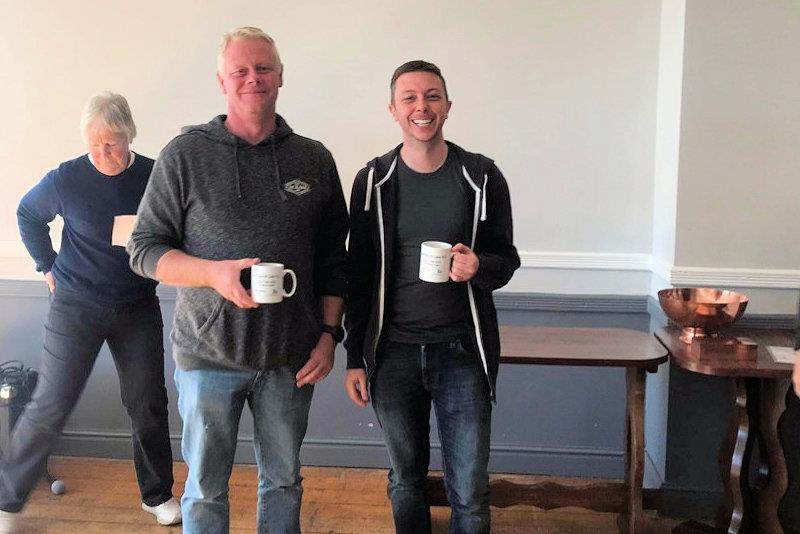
[675,0,800,270]
[2,281,795,519]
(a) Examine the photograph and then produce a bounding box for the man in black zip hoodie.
[344,61,520,534]
[128,27,348,534]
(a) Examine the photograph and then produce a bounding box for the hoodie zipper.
[460,165,493,397]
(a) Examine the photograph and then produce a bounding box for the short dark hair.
[390,60,449,102]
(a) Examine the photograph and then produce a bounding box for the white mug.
[419,241,453,283]
[251,263,297,304]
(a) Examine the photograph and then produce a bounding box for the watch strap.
[320,324,344,343]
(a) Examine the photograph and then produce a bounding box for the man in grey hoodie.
[127,27,348,534]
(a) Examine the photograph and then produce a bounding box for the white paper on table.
[767,345,797,364]
[111,215,137,247]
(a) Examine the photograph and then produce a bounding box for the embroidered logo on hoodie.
[284,179,311,196]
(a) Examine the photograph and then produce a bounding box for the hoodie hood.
[181,114,294,200]
[180,114,294,142]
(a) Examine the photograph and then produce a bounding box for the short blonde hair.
[217,26,282,74]
[80,91,136,143]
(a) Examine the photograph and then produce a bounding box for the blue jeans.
[371,338,492,534]
[175,366,313,534]
[0,289,173,512]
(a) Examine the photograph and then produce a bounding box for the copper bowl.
[657,288,748,342]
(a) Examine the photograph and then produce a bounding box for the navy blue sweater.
[17,153,157,303]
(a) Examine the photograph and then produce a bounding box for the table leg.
[755,378,789,534]
[715,378,757,533]
[619,367,645,534]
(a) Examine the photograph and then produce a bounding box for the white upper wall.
[0,0,661,280]
[676,0,800,269]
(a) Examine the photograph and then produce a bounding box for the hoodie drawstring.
[232,137,285,201]
[364,167,374,211]
[481,173,488,221]
[233,145,242,199]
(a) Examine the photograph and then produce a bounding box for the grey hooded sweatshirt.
[128,115,348,372]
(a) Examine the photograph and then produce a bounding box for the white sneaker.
[142,497,182,526]
[0,510,20,534]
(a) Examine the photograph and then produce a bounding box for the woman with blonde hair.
[2,92,180,526]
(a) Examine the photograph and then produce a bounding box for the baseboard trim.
[4,248,800,290]
[670,266,800,289]
[736,314,797,329]
[646,295,794,330]
[53,431,624,478]
[0,279,178,300]
[3,281,788,328]
[52,431,722,516]
[519,251,651,271]
[494,292,648,313]
[0,279,48,298]
[0,282,655,314]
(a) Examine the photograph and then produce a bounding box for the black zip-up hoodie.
[129,115,348,371]
[344,142,520,398]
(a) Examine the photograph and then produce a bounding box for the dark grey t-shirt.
[385,151,470,343]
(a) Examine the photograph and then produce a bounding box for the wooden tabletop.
[499,326,668,369]
[655,326,794,378]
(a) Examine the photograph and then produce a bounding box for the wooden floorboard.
[0,457,684,533]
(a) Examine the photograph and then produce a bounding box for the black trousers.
[0,289,174,511]
[779,385,800,534]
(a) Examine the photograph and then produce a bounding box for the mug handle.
[283,269,297,298]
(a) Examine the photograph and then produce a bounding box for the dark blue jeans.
[0,289,174,511]
[371,338,491,534]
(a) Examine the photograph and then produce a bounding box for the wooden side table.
[428,326,668,533]
[655,326,794,534]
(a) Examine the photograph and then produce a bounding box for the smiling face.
[85,124,130,176]
[217,37,283,121]
[389,71,451,146]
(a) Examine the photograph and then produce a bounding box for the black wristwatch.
[320,324,344,343]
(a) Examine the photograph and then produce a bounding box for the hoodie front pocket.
[197,297,225,336]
